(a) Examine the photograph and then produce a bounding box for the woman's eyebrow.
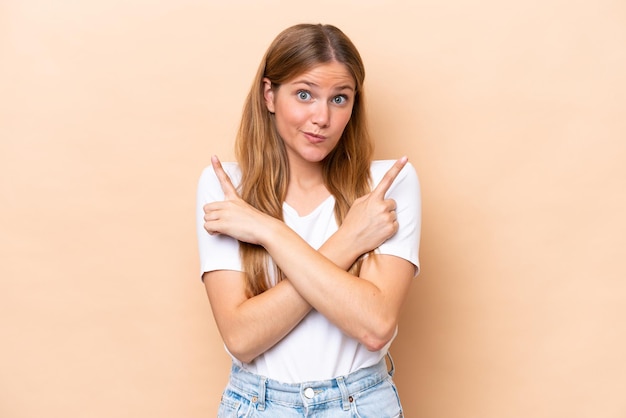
[335,85,355,92]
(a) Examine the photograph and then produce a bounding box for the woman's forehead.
[286,62,356,89]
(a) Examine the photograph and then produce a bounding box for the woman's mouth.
[304,132,326,144]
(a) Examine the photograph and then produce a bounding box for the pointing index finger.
[211,155,239,198]
[373,156,408,198]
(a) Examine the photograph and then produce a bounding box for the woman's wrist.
[325,225,365,266]
[257,214,287,248]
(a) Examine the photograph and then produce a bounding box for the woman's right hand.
[339,157,408,256]
[203,155,277,246]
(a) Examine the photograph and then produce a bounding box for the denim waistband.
[226,353,395,412]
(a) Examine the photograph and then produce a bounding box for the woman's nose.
[311,102,330,127]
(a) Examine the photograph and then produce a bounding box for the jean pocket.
[352,377,404,418]
[217,387,254,418]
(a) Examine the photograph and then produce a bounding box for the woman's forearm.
[205,224,376,363]
[260,218,413,352]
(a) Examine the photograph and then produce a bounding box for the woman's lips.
[304,132,326,144]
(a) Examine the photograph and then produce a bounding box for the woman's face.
[263,61,356,167]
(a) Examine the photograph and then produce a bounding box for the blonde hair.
[235,23,373,297]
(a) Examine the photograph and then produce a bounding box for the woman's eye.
[297,90,311,100]
[332,95,348,105]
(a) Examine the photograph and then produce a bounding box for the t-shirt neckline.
[282,195,335,219]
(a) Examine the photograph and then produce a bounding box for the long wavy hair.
[235,23,374,297]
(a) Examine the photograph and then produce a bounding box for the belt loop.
[257,377,267,411]
[336,376,351,411]
[386,352,396,377]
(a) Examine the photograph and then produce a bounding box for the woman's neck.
[287,157,325,190]
[284,159,330,216]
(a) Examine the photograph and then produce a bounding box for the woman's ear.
[262,78,275,114]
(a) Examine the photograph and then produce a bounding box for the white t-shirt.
[196,160,421,383]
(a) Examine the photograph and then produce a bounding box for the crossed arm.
[202,156,416,363]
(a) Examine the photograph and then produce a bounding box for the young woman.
[196,23,421,417]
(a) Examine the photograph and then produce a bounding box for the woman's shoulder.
[197,162,243,203]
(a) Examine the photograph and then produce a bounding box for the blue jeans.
[217,354,403,417]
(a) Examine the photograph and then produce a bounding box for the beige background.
[1,1,625,417]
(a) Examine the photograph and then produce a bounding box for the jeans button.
[303,387,315,399]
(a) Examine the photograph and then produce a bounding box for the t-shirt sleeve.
[196,164,243,278]
[373,161,422,276]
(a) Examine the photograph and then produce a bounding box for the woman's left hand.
[203,155,272,245]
